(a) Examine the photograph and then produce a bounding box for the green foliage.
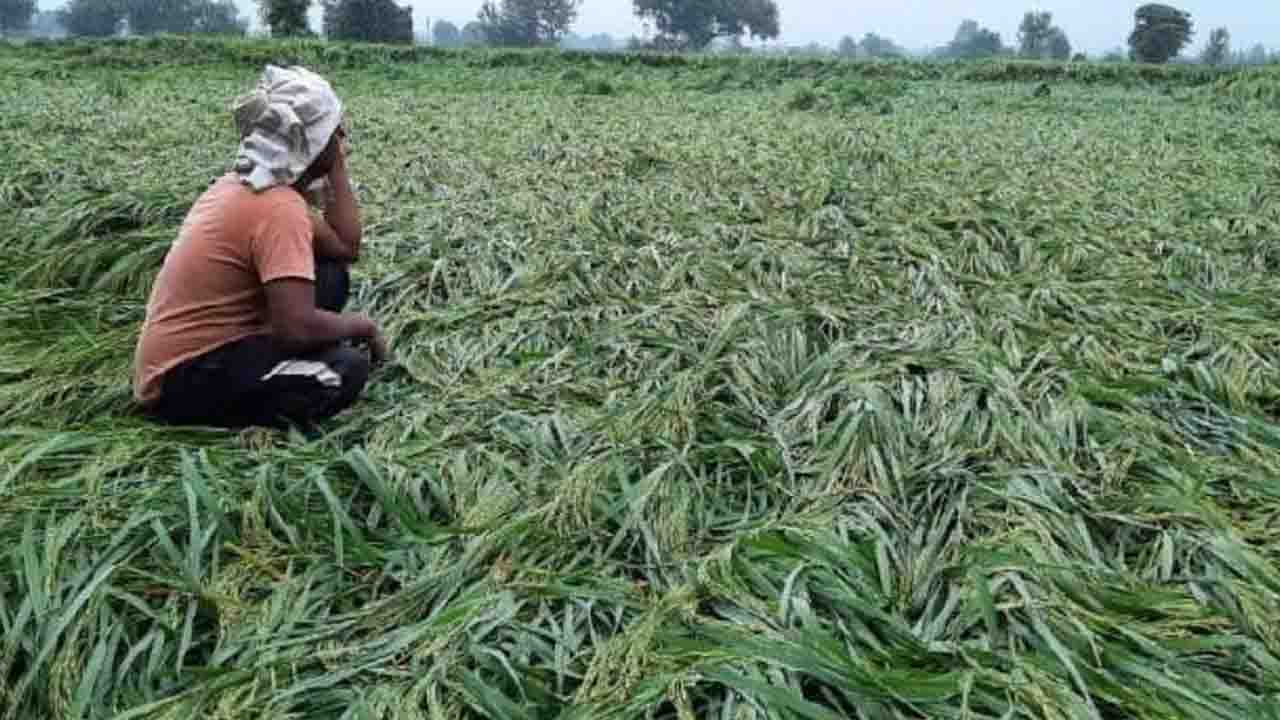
[1202,27,1230,67]
[632,0,779,51]
[4,36,1280,720]
[940,19,1004,60]
[124,0,196,34]
[431,18,460,47]
[0,0,36,36]
[461,19,484,46]
[256,0,311,37]
[193,0,246,34]
[787,76,904,112]
[322,0,411,44]
[123,0,246,36]
[1239,43,1273,66]
[1018,10,1072,60]
[29,10,64,37]
[836,34,856,58]
[1129,3,1194,64]
[57,0,122,37]
[857,31,902,59]
[1047,28,1071,60]
[1212,70,1280,106]
[52,0,244,39]
[0,35,1246,87]
[476,0,579,48]
[580,76,614,95]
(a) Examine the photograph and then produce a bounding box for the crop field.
[5,36,1280,720]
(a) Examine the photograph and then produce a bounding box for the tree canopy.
[857,32,902,59]
[1242,43,1270,65]
[632,0,779,51]
[58,0,121,36]
[122,0,245,35]
[1128,3,1193,64]
[432,18,460,47]
[836,35,857,58]
[257,0,312,37]
[323,0,412,43]
[1018,11,1071,60]
[0,0,37,36]
[30,9,66,36]
[476,0,579,47]
[1200,27,1229,66]
[941,19,1004,60]
[192,0,245,34]
[461,20,484,45]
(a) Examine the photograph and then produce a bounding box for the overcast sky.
[37,0,1279,55]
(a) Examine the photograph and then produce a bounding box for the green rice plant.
[5,37,1280,720]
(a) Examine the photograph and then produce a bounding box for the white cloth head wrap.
[231,65,343,192]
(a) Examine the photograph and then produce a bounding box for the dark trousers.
[148,260,371,430]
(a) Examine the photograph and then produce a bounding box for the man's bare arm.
[322,149,362,260]
[311,213,357,263]
[264,278,380,356]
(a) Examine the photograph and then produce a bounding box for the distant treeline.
[5,33,1277,90]
[0,1,1275,66]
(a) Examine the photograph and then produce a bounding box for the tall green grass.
[4,41,1280,720]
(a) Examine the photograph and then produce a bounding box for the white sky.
[37,0,1279,54]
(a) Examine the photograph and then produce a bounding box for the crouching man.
[132,65,388,429]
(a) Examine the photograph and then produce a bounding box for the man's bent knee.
[254,345,370,426]
[318,346,370,417]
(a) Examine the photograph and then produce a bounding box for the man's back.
[133,174,315,407]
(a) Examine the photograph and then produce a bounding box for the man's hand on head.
[329,139,349,179]
[317,125,362,262]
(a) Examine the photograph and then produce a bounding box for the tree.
[58,0,122,36]
[461,19,484,46]
[30,10,67,36]
[112,0,245,35]
[858,32,901,58]
[257,0,311,36]
[1046,28,1070,60]
[1017,11,1050,57]
[632,0,779,52]
[837,34,857,58]
[1018,11,1070,60]
[124,0,192,34]
[0,0,36,36]
[476,0,579,47]
[1200,27,1229,66]
[432,18,460,46]
[322,0,411,43]
[942,19,1003,59]
[197,0,247,33]
[1127,4,1193,64]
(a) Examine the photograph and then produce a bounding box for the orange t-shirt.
[132,174,316,407]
